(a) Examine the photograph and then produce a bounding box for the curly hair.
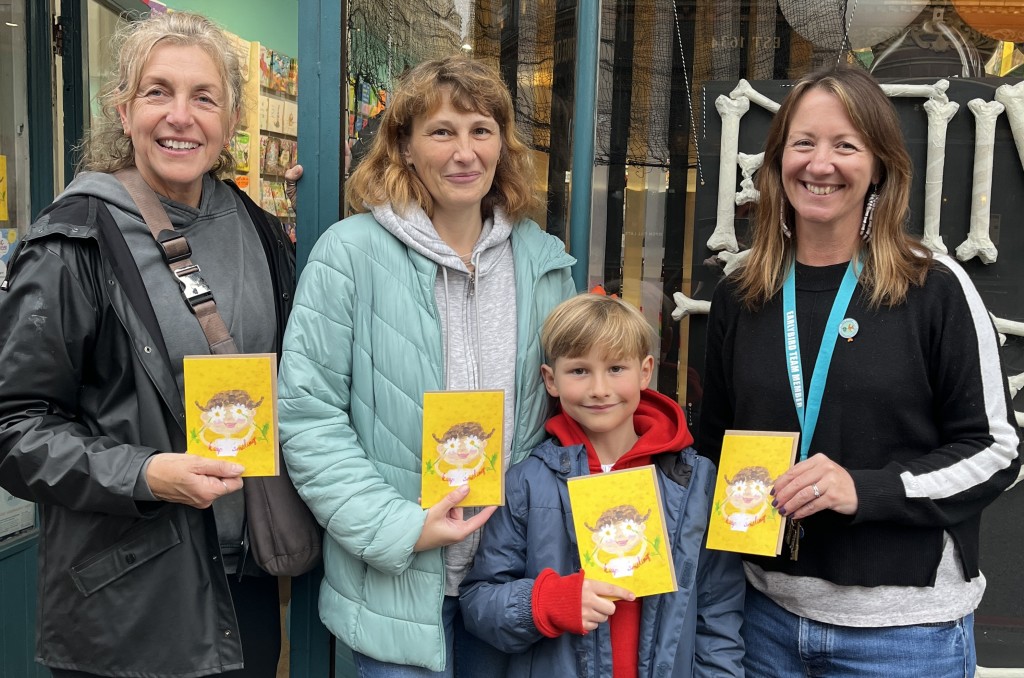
[432,421,495,444]
[346,55,539,221]
[585,505,652,532]
[195,390,264,412]
[724,466,774,487]
[78,11,244,176]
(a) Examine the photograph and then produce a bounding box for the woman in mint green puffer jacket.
[277,56,576,675]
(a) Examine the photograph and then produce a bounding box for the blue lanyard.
[782,260,861,462]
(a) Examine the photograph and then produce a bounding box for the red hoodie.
[531,389,693,678]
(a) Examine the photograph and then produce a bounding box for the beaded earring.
[780,202,792,239]
[860,185,879,242]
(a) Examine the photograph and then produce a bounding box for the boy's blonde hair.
[541,294,653,364]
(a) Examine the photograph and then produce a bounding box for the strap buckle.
[172,264,214,309]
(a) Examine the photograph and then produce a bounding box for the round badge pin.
[839,318,859,340]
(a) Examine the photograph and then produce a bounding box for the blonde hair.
[541,294,653,364]
[737,65,930,309]
[346,56,539,221]
[78,11,243,175]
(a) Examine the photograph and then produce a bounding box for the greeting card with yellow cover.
[706,430,799,557]
[567,466,676,598]
[421,390,504,508]
[184,354,279,477]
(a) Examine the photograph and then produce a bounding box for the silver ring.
[812,484,821,499]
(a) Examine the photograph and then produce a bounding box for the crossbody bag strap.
[113,168,238,354]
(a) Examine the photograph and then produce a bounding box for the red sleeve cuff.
[531,568,585,637]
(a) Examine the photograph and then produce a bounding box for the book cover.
[267,98,284,134]
[263,136,281,174]
[184,354,279,477]
[567,466,677,597]
[269,182,289,218]
[258,96,269,130]
[283,101,298,137]
[258,46,271,90]
[229,131,250,172]
[421,390,504,507]
[705,430,799,557]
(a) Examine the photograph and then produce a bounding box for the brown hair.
[724,466,774,486]
[196,390,264,412]
[432,422,495,444]
[586,505,651,532]
[541,293,653,365]
[345,56,538,221]
[78,11,243,175]
[736,64,929,309]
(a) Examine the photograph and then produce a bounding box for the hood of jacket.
[543,388,695,472]
[59,170,217,228]
[371,202,513,275]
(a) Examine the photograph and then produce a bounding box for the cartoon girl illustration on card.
[719,465,776,532]
[194,390,265,457]
[586,505,655,578]
[430,422,494,487]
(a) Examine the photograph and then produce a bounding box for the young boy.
[460,293,745,677]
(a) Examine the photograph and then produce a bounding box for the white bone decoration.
[670,291,711,322]
[921,99,959,255]
[716,249,751,276]
[736,153,764,206]
[955,99,1003,265]
[708,95,749,253]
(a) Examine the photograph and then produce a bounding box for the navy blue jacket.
[460,440,745,678]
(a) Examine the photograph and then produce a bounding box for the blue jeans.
[352,596,508,678]
[743,584,976,678]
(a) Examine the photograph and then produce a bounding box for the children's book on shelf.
[421,390,504,507]
[184,354,279,477]
[258,96,269,131]
[263,136,282,174]
[269,182,290,218]
[266,97,284,134]
[567,466,677,597]
[260,180,276,214]
[705,430,799,557]
[259,45,271,89]
[287,58,299,96]
[270,51,291,92]
[229,131,250,172]
[284,101,299,137]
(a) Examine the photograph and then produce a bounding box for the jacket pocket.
[69,514,182,596]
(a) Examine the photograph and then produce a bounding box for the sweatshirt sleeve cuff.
[531,568,585,637]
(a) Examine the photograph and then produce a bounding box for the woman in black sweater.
[699,65,1019,678]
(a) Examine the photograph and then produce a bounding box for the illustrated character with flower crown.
[718,465,776,532]
[586,504,657,578]
[193,390,266,457]
[430,422,496,487]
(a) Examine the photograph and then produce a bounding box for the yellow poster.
[0,155,9,222]
[421,390,504,507]
[705,430,799,557]
[183,353,279,476]
[567,466,677,598]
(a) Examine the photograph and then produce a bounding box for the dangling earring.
[860,185,879,242]
[780,202,792,239]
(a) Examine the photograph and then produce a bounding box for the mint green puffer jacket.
[278,212,575,670]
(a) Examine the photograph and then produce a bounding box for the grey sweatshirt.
[372,202,518,595]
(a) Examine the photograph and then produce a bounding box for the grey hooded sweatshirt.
[372,202,518,595]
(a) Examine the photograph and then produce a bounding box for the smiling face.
[117,43,237,207]
[726,478,770,511]
[403,91,502,228]
[438,434,486,468]
[781,88,880,244]
[592,516,646,556]
[201,402,256,437]
[542,346,654,459]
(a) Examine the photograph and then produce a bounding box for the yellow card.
[705,430,799,557]
[183,354,279,477]
[567,466,677,598]
[421,390,504,507]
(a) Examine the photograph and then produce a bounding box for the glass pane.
[0,0,31,251]
[86,0,127,131]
